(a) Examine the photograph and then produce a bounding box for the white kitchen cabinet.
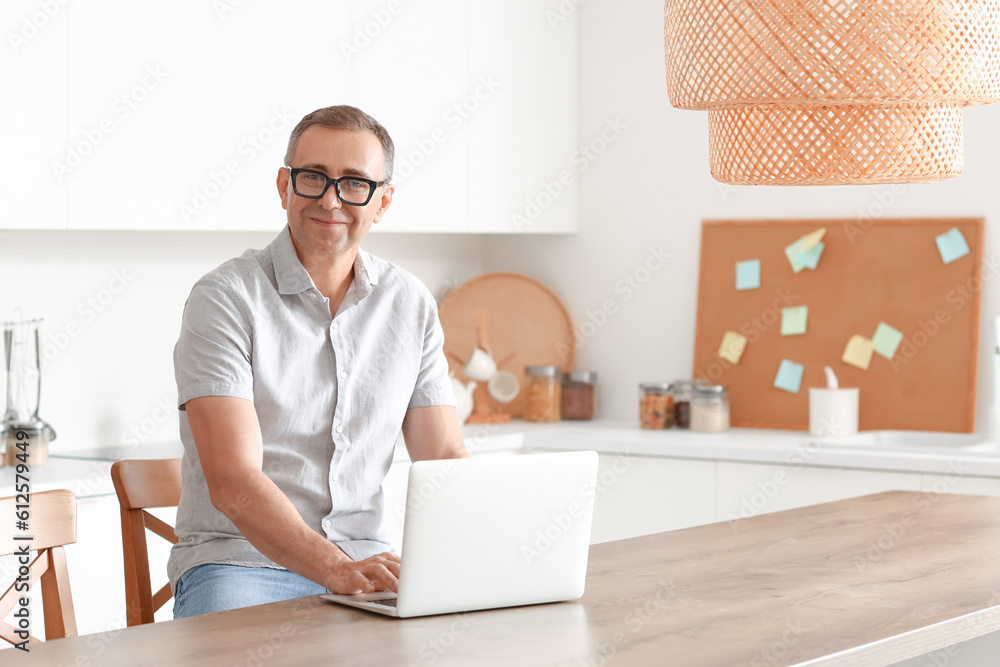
[352,0,471,233]
[468,1,578,233]
[66,0,218,231]
[586,454,716,543]
[921,471,1000,497]
[0,1,68,229]
[67,496,175,636]
[715,461,924,528]
[4,1,578,233]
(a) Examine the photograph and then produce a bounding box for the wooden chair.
[110,458,182,626]
[1,489,77,646]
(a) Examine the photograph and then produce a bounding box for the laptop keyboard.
[371,597,397,607]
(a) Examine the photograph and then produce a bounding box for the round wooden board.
[438,273,575,418]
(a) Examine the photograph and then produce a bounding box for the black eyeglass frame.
[285,167,387,206]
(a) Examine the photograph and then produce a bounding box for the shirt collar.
[271,225,380,297]
[271,225,315,295]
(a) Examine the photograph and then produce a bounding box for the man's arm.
[401,405,469,461]
[185,395,400,594]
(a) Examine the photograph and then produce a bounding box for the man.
[169,106,468,618]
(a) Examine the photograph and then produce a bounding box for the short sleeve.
[174,280,255,410]
[407,292,456,410]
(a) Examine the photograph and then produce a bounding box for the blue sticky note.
[935,228,970,264]
[774,359,805,394]
[872,322,904,359]
[795,242,825,270]
[736,260,761,290]
[784,239,807,273]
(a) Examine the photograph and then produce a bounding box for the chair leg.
[40,547,77,640]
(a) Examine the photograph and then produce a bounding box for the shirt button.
[331,474,340,483]
[331,321,339,330]
[335,424,344,433]
[339,371,347,379]
[323,519,331,529]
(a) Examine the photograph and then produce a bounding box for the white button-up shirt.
[168,225,454,588]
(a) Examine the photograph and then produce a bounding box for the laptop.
[321,450,599,618]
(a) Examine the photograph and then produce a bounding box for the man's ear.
[277,167,290,210]
[372,183,395,225]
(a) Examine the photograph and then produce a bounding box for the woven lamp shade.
[664,0,1000,185]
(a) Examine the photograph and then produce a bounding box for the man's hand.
[328,552,401,594]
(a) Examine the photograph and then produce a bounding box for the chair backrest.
[110,458,182,627]
[0,489,77,646]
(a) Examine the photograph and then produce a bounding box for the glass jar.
[671,379,706,429]
[561,371,597,420]
[525,365,562,422]
[2,423,51,466]
[690,385,730,432]
[639,383,674,429]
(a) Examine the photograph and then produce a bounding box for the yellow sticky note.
[801,227,826,251]
[842,335,874,370]
[718,331,748,364]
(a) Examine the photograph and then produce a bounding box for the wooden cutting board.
[438,273,575,418]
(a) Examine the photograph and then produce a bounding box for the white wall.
[484,0,1000,431]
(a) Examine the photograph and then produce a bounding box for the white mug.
[463,347,497,381]
[488,371,520,403]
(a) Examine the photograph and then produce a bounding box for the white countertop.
[518,419,1000,478]
[5,419,999,499]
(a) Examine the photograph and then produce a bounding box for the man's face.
[277,126,393,261]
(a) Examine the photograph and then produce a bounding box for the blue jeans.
[173,563,328,618]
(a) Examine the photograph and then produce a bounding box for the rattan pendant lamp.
[664,0,1000,185]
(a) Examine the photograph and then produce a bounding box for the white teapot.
[451,374,477,424]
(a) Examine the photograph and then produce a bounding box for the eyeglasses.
[286,167,386,206]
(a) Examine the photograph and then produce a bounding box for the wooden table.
[24,491,1000,666]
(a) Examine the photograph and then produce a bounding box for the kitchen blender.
[2,318,56,466]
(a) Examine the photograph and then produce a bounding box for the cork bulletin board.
[692,218,985,433]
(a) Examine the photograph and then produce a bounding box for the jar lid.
[564,371,597,384]
[639,382,672,394]
[673,379,708,389]
[695,384,728,396]
[526,365,562,377]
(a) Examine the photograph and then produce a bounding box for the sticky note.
[784,239,807,273]
[935,227,970,264]
[795,242,825,270]
[800,227,827,251]
[872,322,904,359]
[785,228,827,272]
[842,335,875,370]
[781,306,808,336]
[718,331,748,364]
[774,359,805,394]
[736,260,761,291]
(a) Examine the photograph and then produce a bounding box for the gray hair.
[284,105,395,182]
